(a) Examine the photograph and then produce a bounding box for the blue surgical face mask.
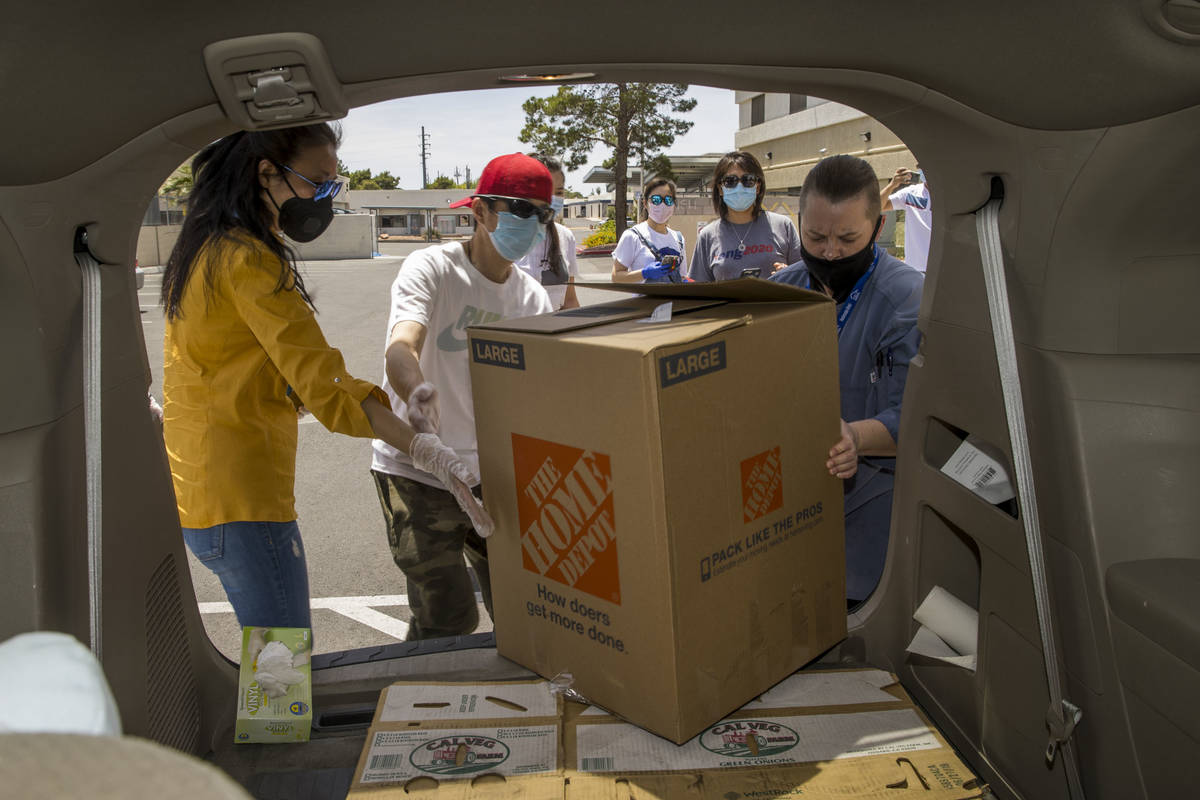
[489,211,545,262]
[550,196,564,218]
[722,184,757,212]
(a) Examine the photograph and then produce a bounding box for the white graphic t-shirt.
[371,242,553,487]
[514,222,579,309]
[612,221,687,282]
[888,182,932,272]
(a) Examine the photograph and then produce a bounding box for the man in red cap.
[370,153,556,640]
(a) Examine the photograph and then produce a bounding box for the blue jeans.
[182,521,312,629]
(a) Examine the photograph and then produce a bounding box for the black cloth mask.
[800,216,882,303]
[277,194,334,243]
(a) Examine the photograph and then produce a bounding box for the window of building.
[751,94,765,126]
[790,94,808,114]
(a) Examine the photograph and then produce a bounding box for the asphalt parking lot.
[140,240,620,660]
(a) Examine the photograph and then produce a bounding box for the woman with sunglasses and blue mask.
[612,177,688,283]
[689,151,802,282]
[161,123,486,633]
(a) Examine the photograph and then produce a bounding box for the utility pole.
[453,166,462,186]
[465,165,472,188]
[419,126,431,189]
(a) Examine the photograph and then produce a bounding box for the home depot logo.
[741,447,783,523]
[513,433,620,604]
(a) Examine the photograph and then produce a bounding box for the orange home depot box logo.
[741,447,783,523]
[512,434,620,605]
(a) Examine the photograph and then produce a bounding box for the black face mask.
[277,194,334,243]
[800,216,882,303]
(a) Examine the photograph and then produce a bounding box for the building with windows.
[347,189,474,237]
[734,93,915,193]
[735,93,917,252]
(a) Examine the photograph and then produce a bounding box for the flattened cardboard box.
[348,673,985,799]
[467,280,849,743]
[349,680,565,799]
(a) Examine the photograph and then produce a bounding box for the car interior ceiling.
[2,3,1198,799]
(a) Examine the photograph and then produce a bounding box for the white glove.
[254,640,305,699]
[147,393,163,425]
[410,432,495,538]
[406,382,440,434]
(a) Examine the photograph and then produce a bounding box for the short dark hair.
[640,176,676,220]
[711,151,766,219]
[799,154,881,221]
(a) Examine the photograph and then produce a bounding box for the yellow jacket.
[163,234,387,528]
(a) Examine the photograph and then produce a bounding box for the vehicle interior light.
[499,72,597,83]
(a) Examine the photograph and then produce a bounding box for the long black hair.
[161,123,341,320]
[528,152,565,277]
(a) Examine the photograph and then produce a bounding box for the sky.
[336,85,738,195]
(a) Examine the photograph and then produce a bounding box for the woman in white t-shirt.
[611,177,688,283]
[514,153,580,309]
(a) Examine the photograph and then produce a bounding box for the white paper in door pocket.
[939,437,1015,504]
[906,586,978,672]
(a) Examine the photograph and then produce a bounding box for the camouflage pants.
[371,470,493,640]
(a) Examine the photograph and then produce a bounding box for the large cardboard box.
[467,280,848,744]
[348,673,985,799]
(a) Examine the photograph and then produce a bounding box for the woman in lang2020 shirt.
[689,151,802,282]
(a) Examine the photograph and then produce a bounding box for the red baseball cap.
[449,153,553,208]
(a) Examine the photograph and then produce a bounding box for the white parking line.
[326,604,409,640]
[196,593,484,641]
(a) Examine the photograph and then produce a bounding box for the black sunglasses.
[720,174,760,189]
[481,195,555,225]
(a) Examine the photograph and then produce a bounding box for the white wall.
[292,214,374,260]
[137,215,375,265]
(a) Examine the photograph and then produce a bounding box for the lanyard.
[809,246,880,336]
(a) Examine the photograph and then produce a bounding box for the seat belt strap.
[74,228,103,661]
[976,190,1085,798]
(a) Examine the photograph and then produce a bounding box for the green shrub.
[582,218,616,249]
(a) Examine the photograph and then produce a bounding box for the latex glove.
[147,393,163,425]
[410,432,495,538]
[641,261,673,280]
[406,382,440,433]
[254,640,305,699]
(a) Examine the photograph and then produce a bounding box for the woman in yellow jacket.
[161,123,488,630]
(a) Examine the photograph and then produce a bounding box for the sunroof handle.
[203,33,348,130]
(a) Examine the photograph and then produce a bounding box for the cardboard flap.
[573,277,831,304]
[644,314,753,353]
[471,296,727,335]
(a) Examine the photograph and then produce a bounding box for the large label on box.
[512,433,619,605]
[359,725,558,784]
[575,709,940,773]
[658,341,727,387]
